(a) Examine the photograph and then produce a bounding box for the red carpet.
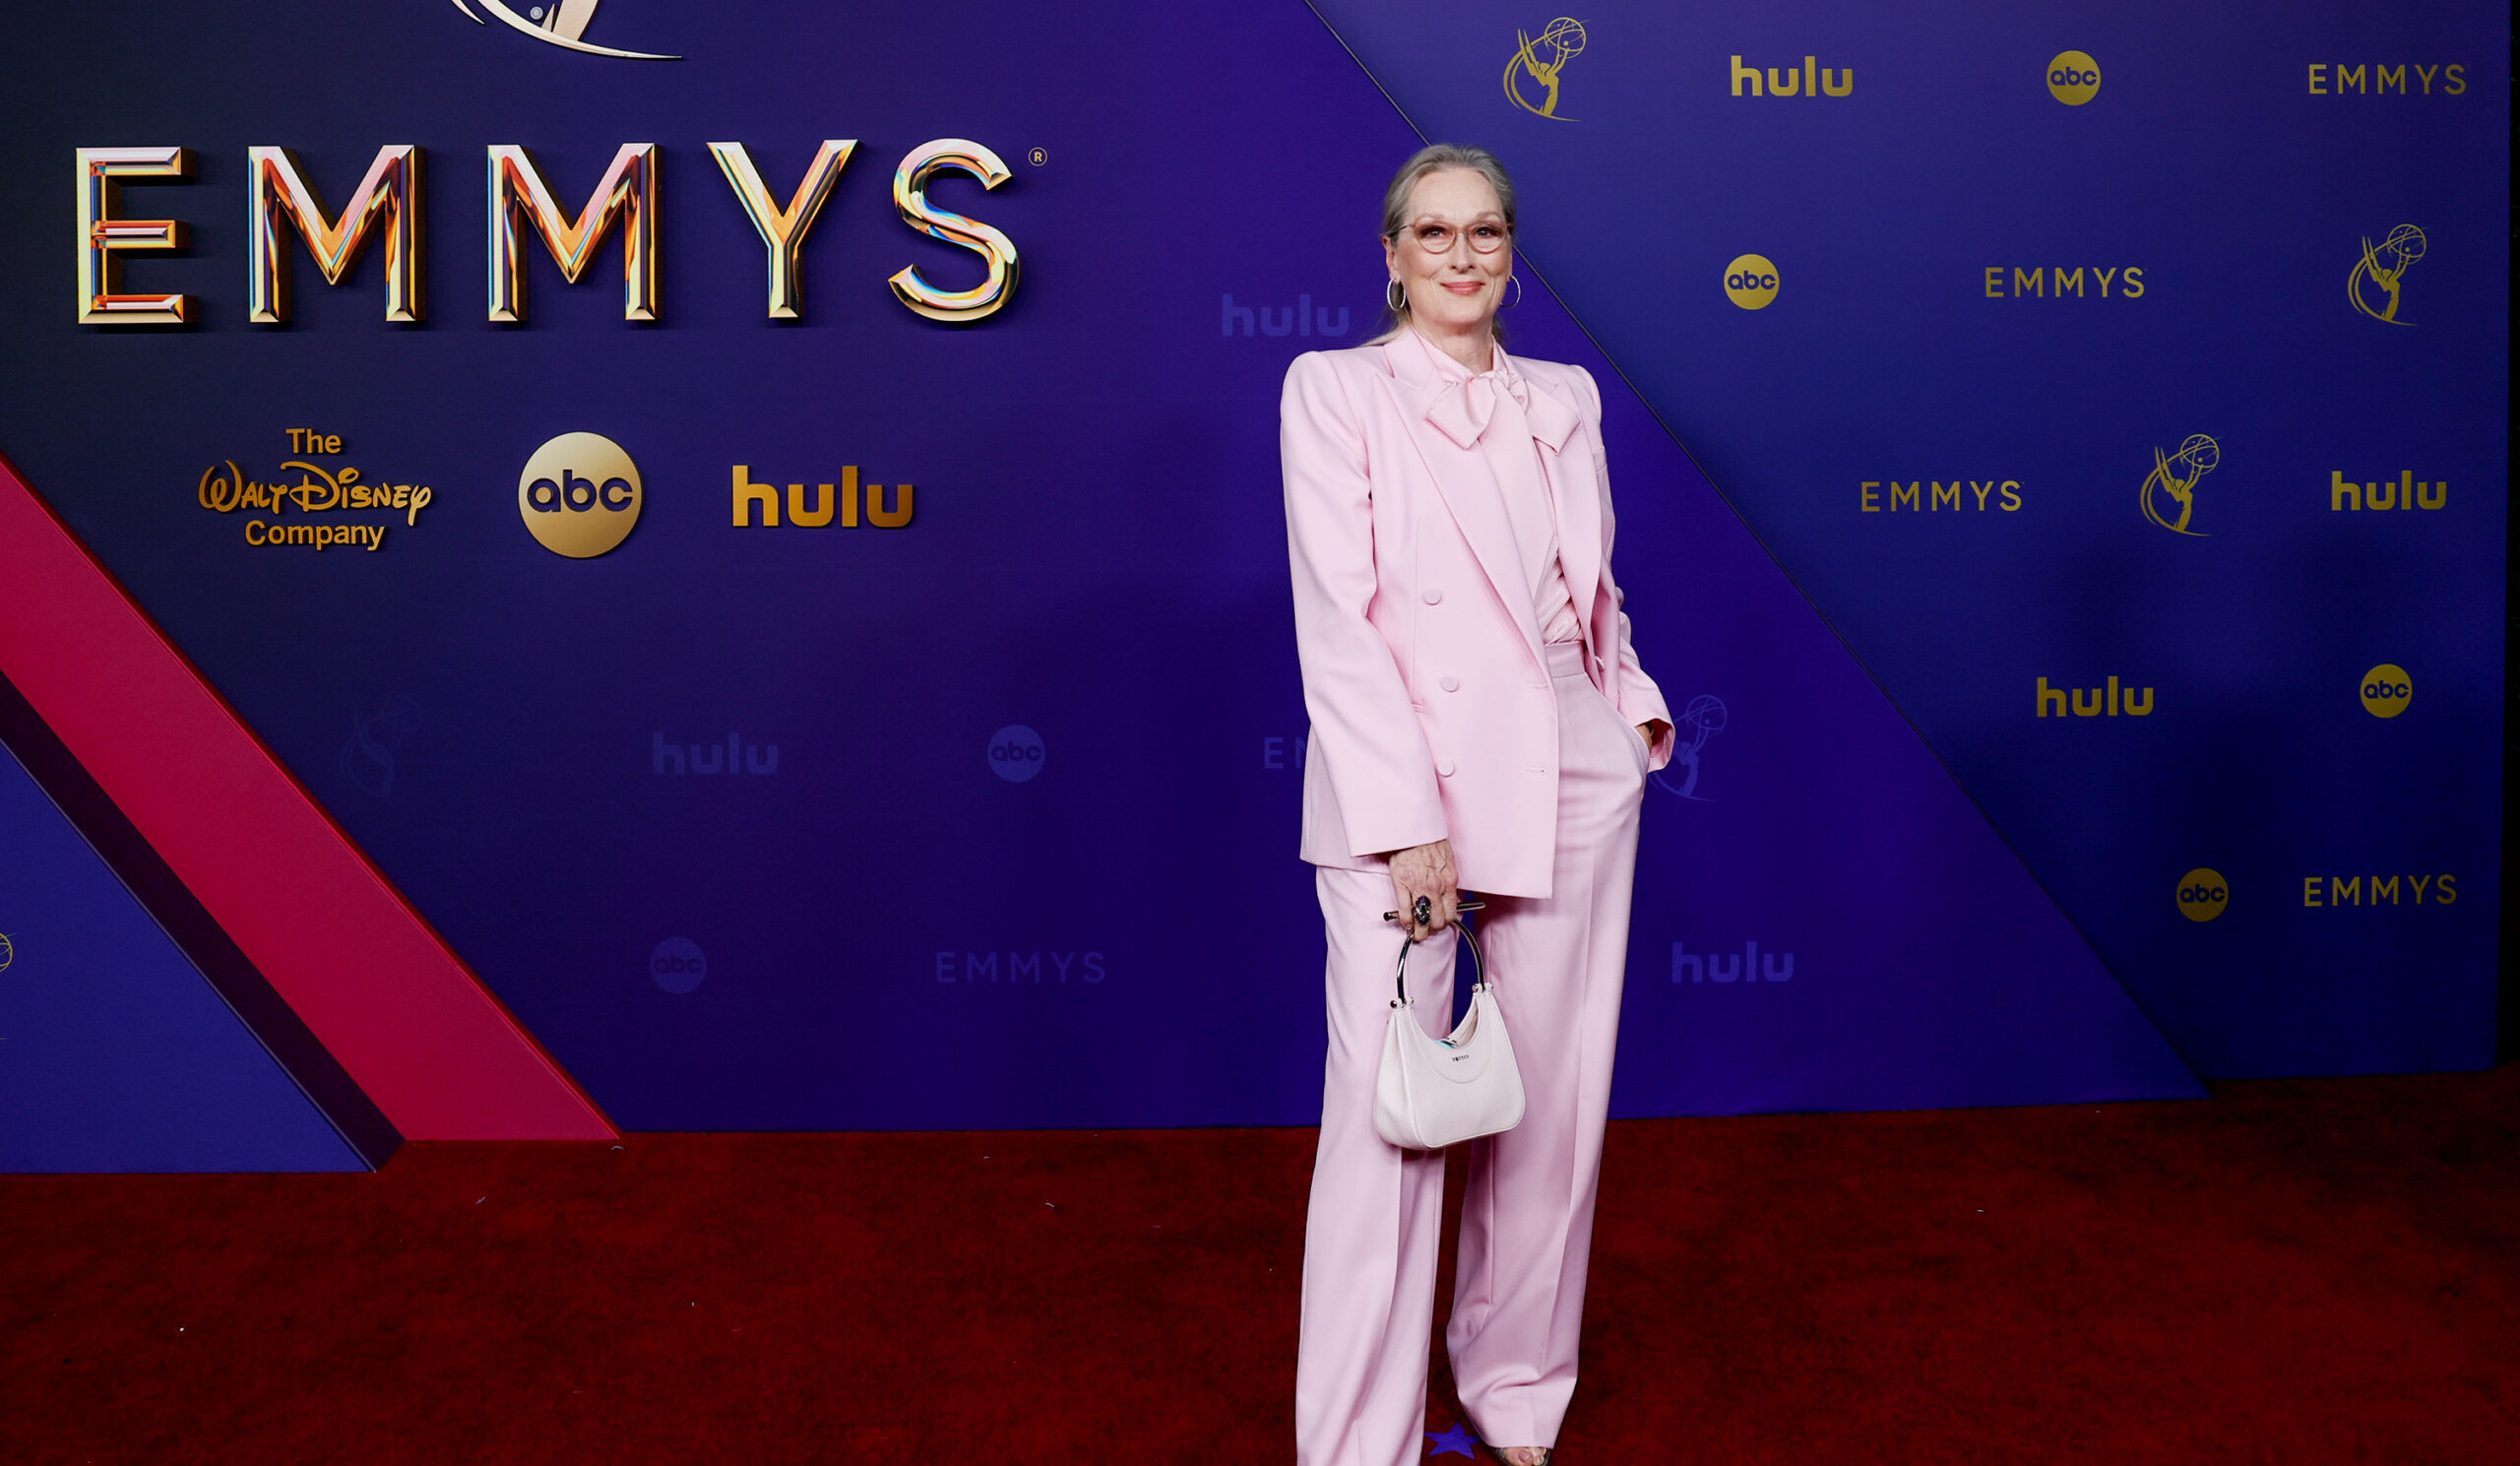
[4,1069,2514,1464]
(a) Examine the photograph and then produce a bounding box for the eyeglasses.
[1397,219,1511,256]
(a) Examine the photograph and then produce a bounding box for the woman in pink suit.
[1284,144,1672,1466]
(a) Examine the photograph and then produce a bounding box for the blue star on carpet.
[1425,1423,1480,1458]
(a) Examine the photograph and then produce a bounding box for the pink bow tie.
[1424,370,1582,453]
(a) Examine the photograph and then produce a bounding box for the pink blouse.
[1412,331,1585,645]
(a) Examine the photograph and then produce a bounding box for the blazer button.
[1422,588,1443,605]
[1439,676,1461,692]
[1436,759,1457,777]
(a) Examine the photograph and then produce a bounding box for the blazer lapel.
[1379,339,1544,666]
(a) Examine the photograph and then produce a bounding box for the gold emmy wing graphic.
[2348,223,2425,324]
[1504,18,1587,120]
[2140,433,2220,537]
[451,0,677,60]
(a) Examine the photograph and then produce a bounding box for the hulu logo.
[1220,293,1349,339]
[731,467,911,529]
[2036,677,2154,718]
[1730,55,1854,97]
[2329,471,2445,512]
[654,733,779,775]
[1671,940,1796,984]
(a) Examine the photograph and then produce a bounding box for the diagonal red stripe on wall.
[0,453,614,1141]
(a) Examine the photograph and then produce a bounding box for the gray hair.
[1367,144,1517,345]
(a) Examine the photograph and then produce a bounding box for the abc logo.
[2175,867,2229,924]
[650,936,708,994]
[2359,664,2412,719]
[1724,253,1780,311]
[518,431,643,558]
[2047,50,2102,105]
[989,724,1045,783]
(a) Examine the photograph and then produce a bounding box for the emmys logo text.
[731,467,913,529]
[1730,56,1855,97]
[934,950,1107,984]
[1859,479,2021,513]
[2036,677,2156,719]
[2301,874,2457,908]
[198,428,435,552]
[2306,64,2467,96]
[2330,470,2445,513]
[1221,294,1351,340]
[2140,434,2220,537]
[76,137,1018,326]
[653,733,779,776]
[1671,940,1796,984]
[1984,267,2144,299]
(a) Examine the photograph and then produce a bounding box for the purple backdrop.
[10,0,2497,1161]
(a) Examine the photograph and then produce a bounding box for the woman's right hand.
[1386,840,1459,942]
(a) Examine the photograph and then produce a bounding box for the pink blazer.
[1282,335,1672,899]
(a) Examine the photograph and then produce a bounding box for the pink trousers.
[1294,640,1647,1466]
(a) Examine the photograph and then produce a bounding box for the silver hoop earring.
[1507,275,1524,308]
[1387,278,1407,313]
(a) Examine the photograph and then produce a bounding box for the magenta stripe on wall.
[0,454,614,1140]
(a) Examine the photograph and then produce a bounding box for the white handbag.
[1374,901,1527,1151]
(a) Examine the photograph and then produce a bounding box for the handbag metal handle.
[1390,900,1487,1009]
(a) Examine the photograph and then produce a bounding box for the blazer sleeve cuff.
[1343,808,1450,862]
